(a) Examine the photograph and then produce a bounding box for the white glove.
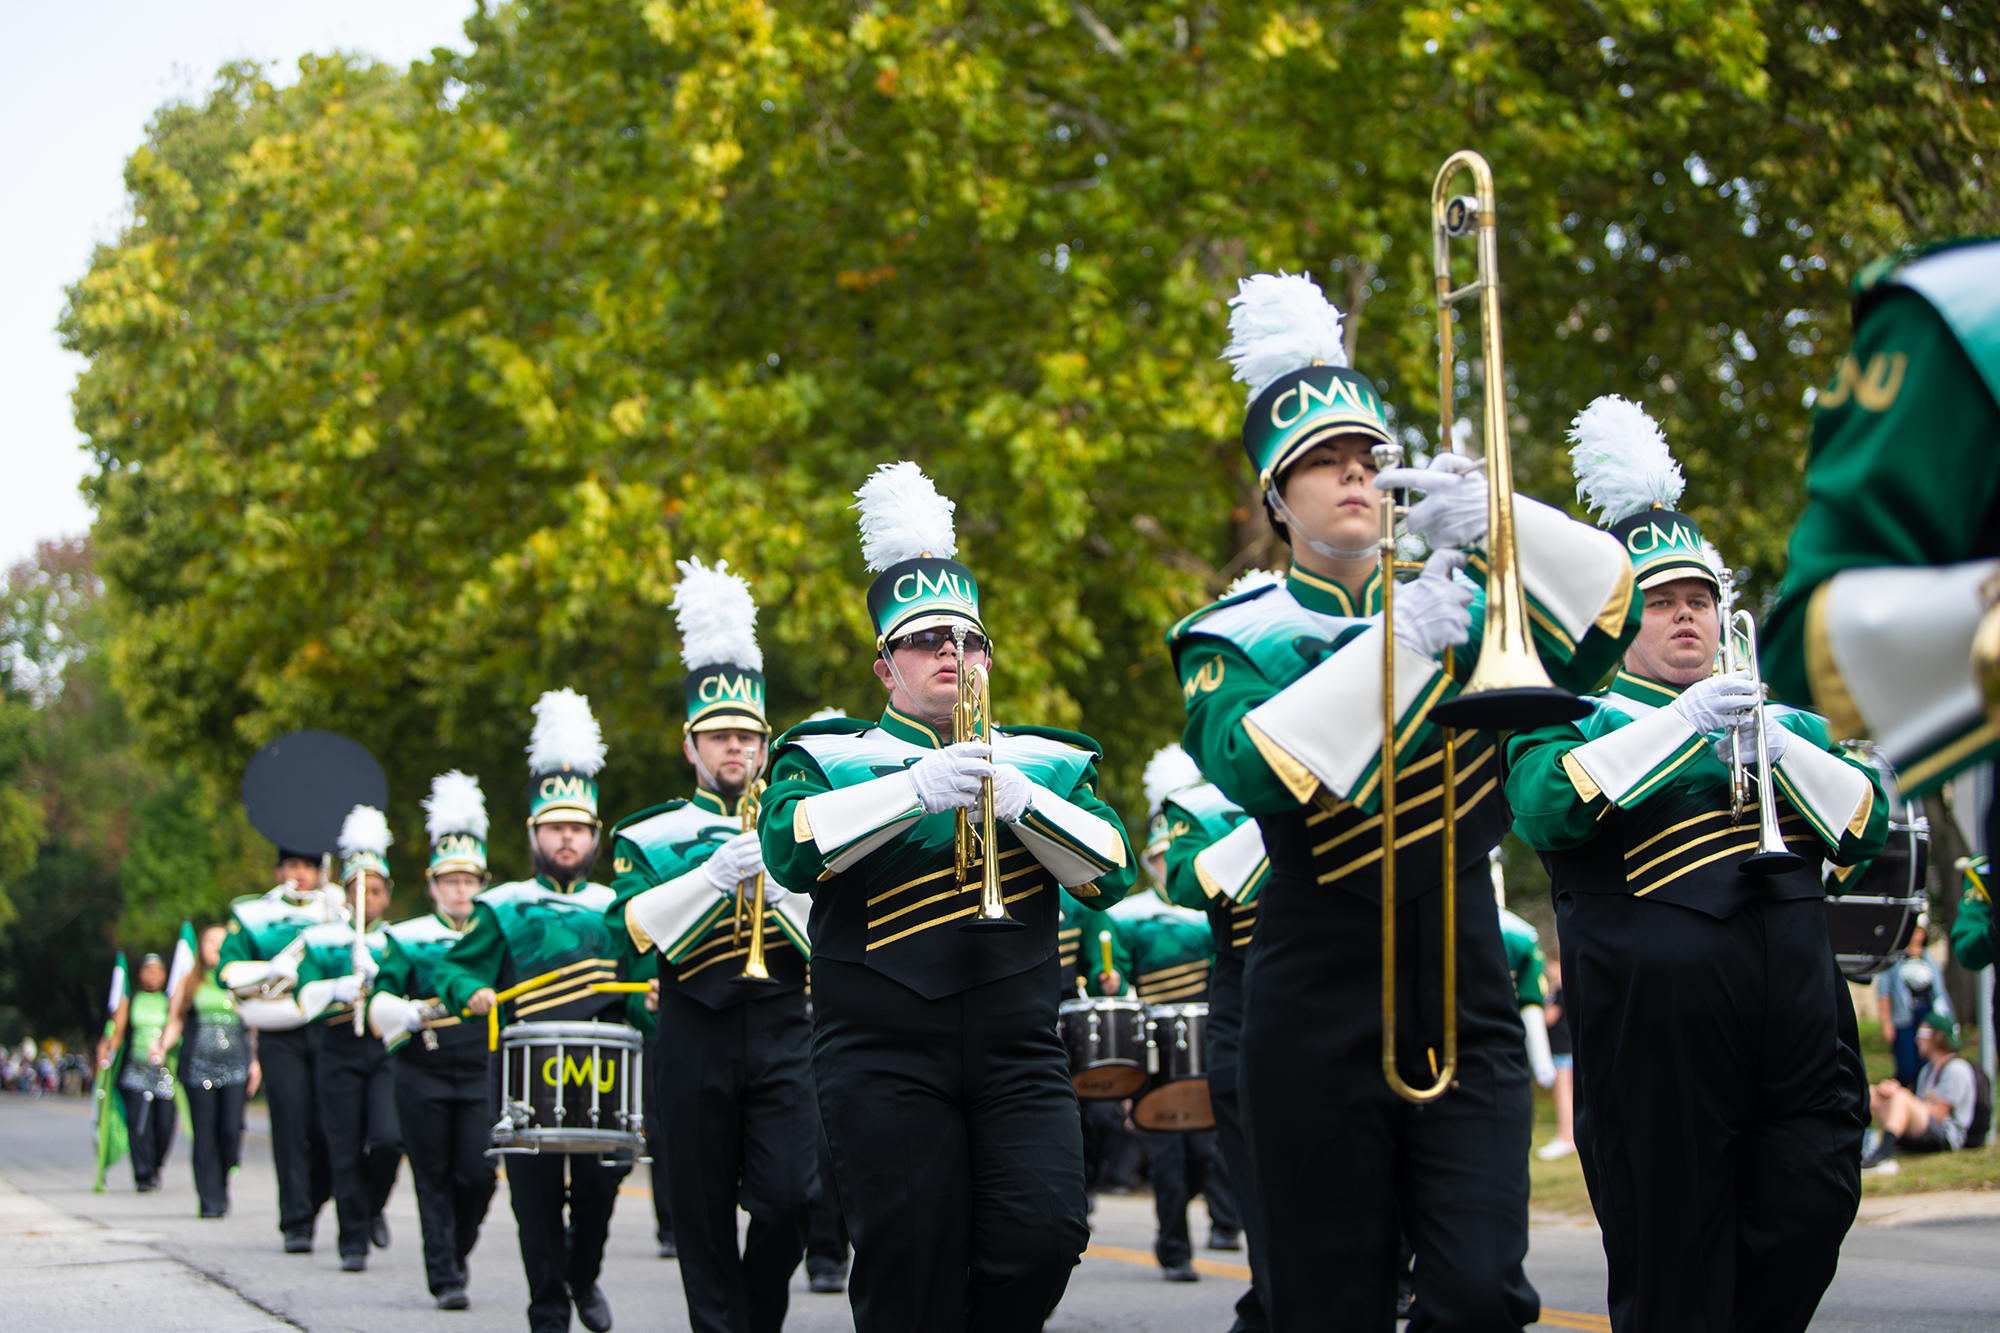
[1522,1005,1556,1089]
[757,880,791,908]
[906,742,996,815]
[269,952,300,985]
[1712,712,1792,768]
[352,952,380,984]
[1391,550,1475,658]
[701,830,767,893]
[330,974,365,1004]
[992,766,1035,823]
[1670,671,1759,735]
[1376,453,1488,548]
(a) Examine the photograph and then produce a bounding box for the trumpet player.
[365,772,498,1311]
[216,845,340,1253]
[1505,397,1887,1333]
[756,462,1136,1333]
[1171,274,1641,1330]
[605,558,816,1333]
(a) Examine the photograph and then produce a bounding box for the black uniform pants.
[1209,952,1270,1332]
[395,1041,496,1295]
[806,1119,850,1280]
[256,1025,332,1236]
[813,955,1089,1333]
[643,1032,675,1245]
[184,1079,246,1214]
[1558,893,1864,1333]
[311,1021,403,1260]
[1143,1128,1238,1267]
[505,1153,628,1333]
[657,985,815,1333]
[119,1086,177,1187]
[1240,870,1540,1332]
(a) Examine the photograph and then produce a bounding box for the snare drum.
[1824,752,1929,981]
[1133,1003,1212,1132]
[1059,996,1148,1099]
[490,1020,646,1157]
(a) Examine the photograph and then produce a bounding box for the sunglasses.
[890,629,990,656]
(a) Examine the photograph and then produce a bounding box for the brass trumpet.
[733,778,781,984]
[1721,608,1807,875]
[955,626,1024,933]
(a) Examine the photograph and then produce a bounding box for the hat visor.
[1636,558,1720,593]
[1265,421,1395,487]
[687,710,772,736]
[881,610,985,644]
[528,803,601,828]
[428,857,488,879]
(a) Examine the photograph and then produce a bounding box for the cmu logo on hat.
[1623,517,1700,556]
[697,672,761,704]
[1268,374,1377,429]
[893,566,976,607]
[539,773,593,803]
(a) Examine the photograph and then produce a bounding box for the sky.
[0,2,478,570]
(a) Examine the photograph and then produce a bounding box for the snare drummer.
[757,463,1136,1332]
[1505,398,1887,1333]
[365,772,498,1311]
[606,559,817,1333]
[433,690,653,1333]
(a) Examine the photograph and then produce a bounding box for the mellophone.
[473,971,654,1161]
[1060,994,1214,1131]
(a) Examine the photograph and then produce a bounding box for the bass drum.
[490,1020,646,1159]
[1060,996,1148,1099]
[1133,1003,1212,1132]
[1824,745,1929,982]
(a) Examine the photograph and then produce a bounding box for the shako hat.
[338,805,393,886]
[423,771,489,879]
[1568,395,1718,594]
[854,461,983,647]
[1223,273,1393,488]
[672,558,769,736]
[1141,743,1206,856]
[526,688,607,827]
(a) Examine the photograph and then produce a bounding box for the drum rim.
[1143,1002,1210,1017]
[499,1020,644,1045]
[1059,996,1148,1012]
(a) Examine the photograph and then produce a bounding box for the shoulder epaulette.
[611,800,689,835]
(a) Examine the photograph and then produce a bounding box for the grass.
[1524,1015,2000,1221]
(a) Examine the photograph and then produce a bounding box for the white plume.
[338,805,392,859]
[854,461,958,571]
[1222,272,1349,401]
[672,557,763,671]
[528,688,607,775]
[806,706,847,722]
[423,771,488,841]
[1223,568,1287,600]
[1568,395,1684,525]
[1143,743,1205,816]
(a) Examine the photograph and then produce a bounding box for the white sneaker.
[1863,1157,1900,1176]
[1535,1138,1577,1161]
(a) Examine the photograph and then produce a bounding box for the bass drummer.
[433,690,656,1333]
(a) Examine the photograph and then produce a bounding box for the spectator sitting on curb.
[1862,1015,1978,1169]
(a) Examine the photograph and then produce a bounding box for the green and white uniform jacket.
[1123,912,1217,1005]
[217,884,344,1031]
[1061,891,1133,998]
[294,920,391,1028]
[1505,672,1889,918]
[1497,908,1547,1008]
[758,708,1136,1000]
[367,913,478,1052]
[433,876,653,1034]
[1952,856,1994,972]
[607,789,810,1009]
[1158,783,1267,959]
[1764,238,2000,797]
[1170,501,1640,906]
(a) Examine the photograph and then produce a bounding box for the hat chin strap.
[1266,487,1378,562]
[881,650,953,729]
[688,738,769,801]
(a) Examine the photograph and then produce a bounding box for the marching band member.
[367,772,499,1311]
[433,689,651,1333]
[758,462,1136,1333]
[1506,397,1887,1333]
[217,849,339,1252]
[1150,738,1271,1329]
[606,559,816,1333]
[1491,854,1557,1095]
[1761,239,2000,849]
[293,805,403,1273]
[1171,274,1640,1329]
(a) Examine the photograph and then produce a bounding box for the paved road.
[2,1094,1993,1331]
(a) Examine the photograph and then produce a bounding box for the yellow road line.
[1082,1242,1612,1330]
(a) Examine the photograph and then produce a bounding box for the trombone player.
[1170,264,1641,1328]
[605,558,815,1333]
[1505,396,1886,1333]
[756,462,1136,1332]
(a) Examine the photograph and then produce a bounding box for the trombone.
[955,626,1024,933]
[1720,607,1807,875]
[732,778,781,984]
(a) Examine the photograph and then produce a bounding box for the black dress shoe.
[1163,1263,1200,1283]
[574,1283,612,1332]
[809,1270,846,1294]
[199,1207,227,1219]
[370,1213,390,1249]
[341,1251,367,1272]
[283,1230,313,1254]
[656,1233,678,1259]
[435,1287,470,1311]
[1207,1227,1241,1251]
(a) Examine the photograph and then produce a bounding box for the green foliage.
[60,1,2000,847]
